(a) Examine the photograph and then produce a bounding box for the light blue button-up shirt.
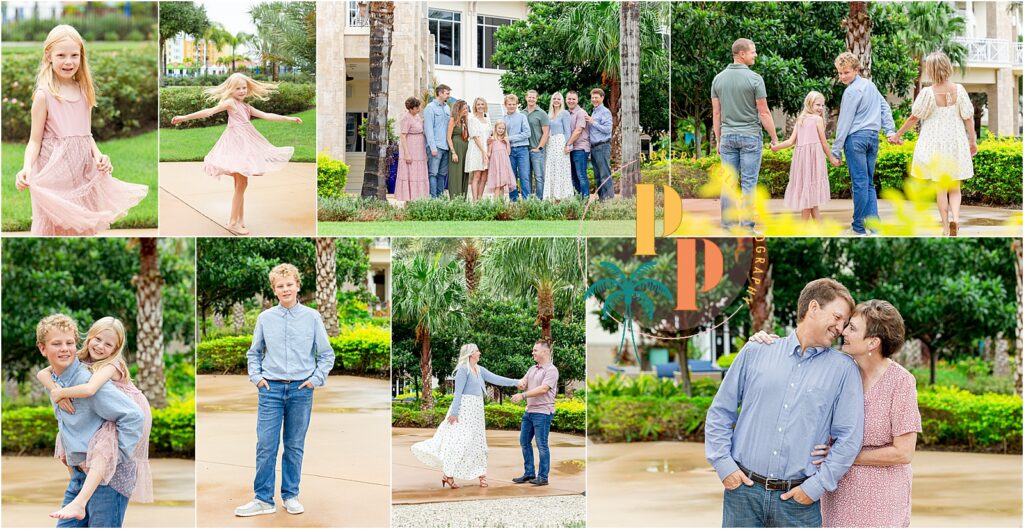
[705,332,864,501]
[549,110,572,137]
[503,110,532,148]
[447,365,520,417]
[247,303,335,387]
[52,358,144,467]
[832,75,896,160]
[423,98,451,152]
[588,104,613,144]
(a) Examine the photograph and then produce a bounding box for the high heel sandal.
[441,475,460,489]
[949,221,958,237]
[479,475,489,488]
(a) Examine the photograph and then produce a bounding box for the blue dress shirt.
[832,75,896,159]
[423,98,452,152]
[247,303,335,387]
[503,110,532,148]
[588,104,613,144]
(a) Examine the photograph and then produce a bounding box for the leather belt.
[738,463,807,492]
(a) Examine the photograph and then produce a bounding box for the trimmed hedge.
[158,83,316,129]
[392,398,585,434]
[664,137,1022,206]
[2,44,159,141]
[317,151,350,199]
[163,72,314,87]
[318,195,645,222]
[2,399,195,457]
[196,324,390,376]
[2,15,157,43]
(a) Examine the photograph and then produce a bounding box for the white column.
[317,1,348,161]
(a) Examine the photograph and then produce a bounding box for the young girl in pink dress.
[37,317,154,520]
[170,73,301,235]
[486,121,515,200]
[15,25,148,236]
[395,97,429,202]
[771,91,837,221]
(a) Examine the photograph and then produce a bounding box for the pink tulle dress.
[783,115,831,211]
[54,361,154,503]
[28,89,148,236]
[203,100,293,179]
[486,138,515,192]
[394,112,429,201]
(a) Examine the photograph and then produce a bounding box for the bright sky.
[197,0,258,37]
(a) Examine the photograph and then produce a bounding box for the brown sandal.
[949,221,958,237]
[441,475,460,489]
[479,475,489,488]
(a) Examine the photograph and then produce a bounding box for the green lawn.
[159,107,316,162]
[2,41,153,54]
[2,131,158,231]
[318,219,636,236]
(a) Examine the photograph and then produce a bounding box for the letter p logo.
[676,239,724,311]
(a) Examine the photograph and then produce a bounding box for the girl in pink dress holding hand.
[170,73,300,235]
[15,25,148,236]
[771,91,837,221]
[486,121,515,200]
[395,97,429,203]
[37,317,154,521]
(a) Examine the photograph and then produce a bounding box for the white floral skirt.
[410,394,488,480]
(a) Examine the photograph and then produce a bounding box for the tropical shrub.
[158,83,315,129]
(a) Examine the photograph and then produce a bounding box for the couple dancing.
[411,340,559,488]
[35,314,153,527]
[706,278,922,527]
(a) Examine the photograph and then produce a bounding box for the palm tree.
[202,23,231,75]
[901,2,967,98]
[842,2,873,77]
[393,255,467,410]
[232,302,245,333]
[362,1,395,199]
[749,263,774,333]
[315,238,340,337]
[619,1,641,198]
[481,238,583,342]
[132,238,167,409]
[226,31,252,73]
[585,260,673,364]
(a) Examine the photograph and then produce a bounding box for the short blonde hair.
[36,314,79,345]
[269,263,301,288]
[732,38,755,56]
[503,93,519,104]
[922,51,953,84]
[834,52,861,71]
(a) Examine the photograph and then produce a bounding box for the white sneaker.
[234,499,276,517]
[283,497,304,515]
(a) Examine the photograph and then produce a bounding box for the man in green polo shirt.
[525,90,550,200]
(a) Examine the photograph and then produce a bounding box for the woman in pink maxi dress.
[395,98,429,202]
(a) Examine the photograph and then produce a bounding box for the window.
[428,9,461,66]
[476,15,513,69]
[346,113,368,153]
[348,1,369,28]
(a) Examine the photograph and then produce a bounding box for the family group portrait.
[1,3,159,236]
[390,238,586,528]
[586,236,1023,527]
[317,1,670,237]
[1,237,196,528]
[157,1,317,237]
[670,1,1023,236]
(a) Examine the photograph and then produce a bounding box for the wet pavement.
[392,427,586,504]
[587,441,1023,527]
[196,375,390,527]
[1,456,194,528]
[159,162,316,236]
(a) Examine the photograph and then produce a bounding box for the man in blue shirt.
[587,88,615,200]
[831,52,900,235]
[423,84,452,198]
[236,263,335,517]
[38,314,144,528]
[503,93,533,201]
[705,278,864,527]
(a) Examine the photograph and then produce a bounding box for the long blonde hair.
[548,92,565,120]
[453,343,480,375]
[493,120,508,141]
[797,91,826,127]
[78,317,131,382]
[35,25,96,106]
[204,72,277,105]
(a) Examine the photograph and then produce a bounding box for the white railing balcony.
[1017,42,1023,66]
[954,37,1013,65]
[348,1,369,28]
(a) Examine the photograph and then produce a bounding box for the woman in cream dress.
[466,98,493,201]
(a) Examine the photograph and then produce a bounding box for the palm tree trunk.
[538,284,555,342]
[750,264,774,333]
[420,330,434,410]
[1014,239,1022,396]
[232,303,245,333]
[618,1,641,198]
[676,338,692,397]
[843,2,873,78]
[362,1,395,199]
[315,238,340,337]
[133,239,167,409]
[458,240,480,294]
[609,75,622,170]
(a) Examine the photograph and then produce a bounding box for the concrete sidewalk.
[391,427,586,504]
[1,456,194,528]
[159,162,316,236]
[196,375,390,528]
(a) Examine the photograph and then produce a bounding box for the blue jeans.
[844,130,880,234]
[56,467,129,527]
[254,380,314,504]
[570,149,590,197]
[591,142,614,200]
[520,412,553,480]
[719,134,763,228]
[508,145,531,201]
[529,149,546,199]
[723,483,821,528]
[426,146,449,198]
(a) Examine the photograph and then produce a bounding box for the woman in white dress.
[410,344,521,489]
[895,51,977,236]
[466,98,493,201]
[543,92,575,201]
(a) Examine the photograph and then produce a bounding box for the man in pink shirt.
[510,340,559,486]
